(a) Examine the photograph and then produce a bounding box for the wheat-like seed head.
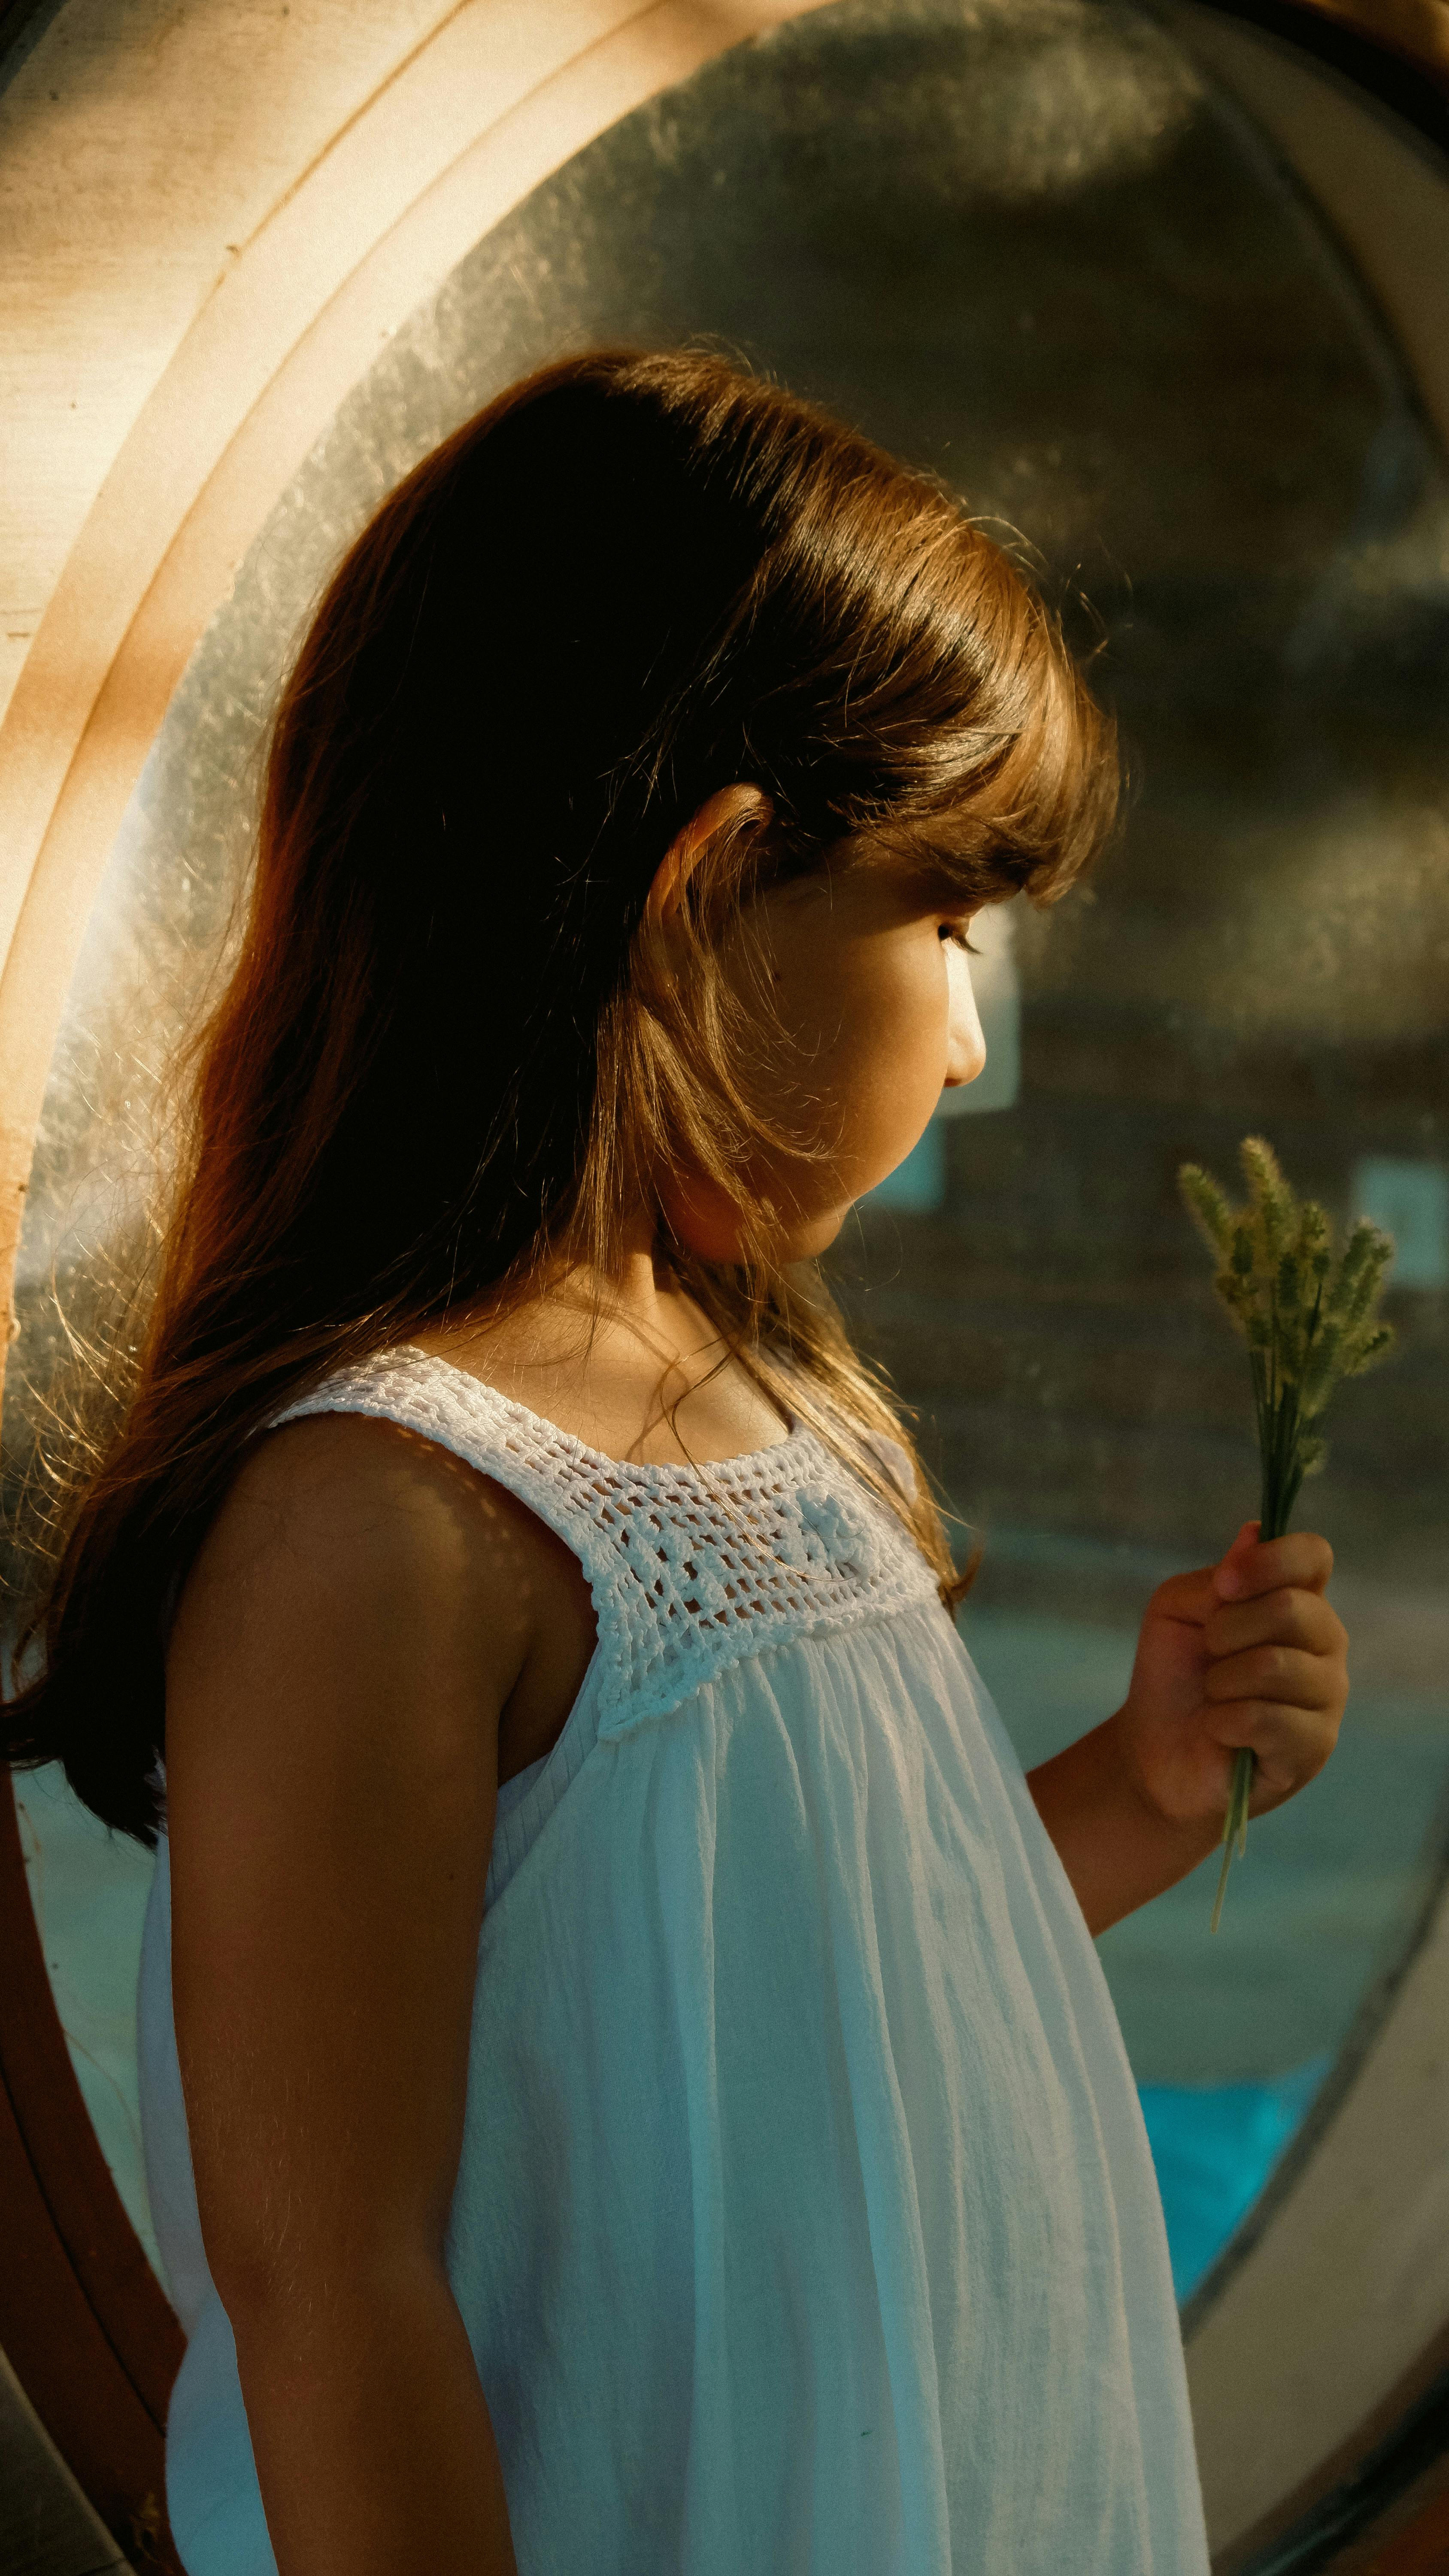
[1178,1143,1397,1418]
[1179,1163,1233,1258]
[1176,1137,1396,1932]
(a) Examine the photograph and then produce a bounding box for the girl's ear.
[645,782,773,926]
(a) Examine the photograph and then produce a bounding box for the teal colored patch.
[1138,2058,1332,2301]
[866,1125,946,1213]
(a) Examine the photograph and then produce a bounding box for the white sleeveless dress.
[136,1346,1209,2574]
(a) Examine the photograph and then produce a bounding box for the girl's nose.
[943,945,987,1088]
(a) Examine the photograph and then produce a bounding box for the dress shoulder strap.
[267,1345,941,1742]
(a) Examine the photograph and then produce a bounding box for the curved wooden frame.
[0,0,1446,2566]
[0,1780,182,2567]
[1213,0,1449,129]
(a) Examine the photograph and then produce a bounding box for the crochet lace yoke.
[267,1344,942,1742]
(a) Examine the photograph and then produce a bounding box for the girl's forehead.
[773,847,985,937]
[842,835,998,908]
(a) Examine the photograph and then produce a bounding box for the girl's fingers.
[1200,1698,1341,1796]
[1205,1586,1346,1660]
[1146,1565,1222,1627]
[1203,1643,1340,1710]
[1215,1530,1334,1601]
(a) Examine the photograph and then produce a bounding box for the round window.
[4,3,1447,2566]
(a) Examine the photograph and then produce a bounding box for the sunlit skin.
[652,783,988,1259]
[421,780,1347,1901]
[424,773,1359,1906]
[165,782,1348,2576]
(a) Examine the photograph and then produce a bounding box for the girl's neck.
[408,1214,791,1470]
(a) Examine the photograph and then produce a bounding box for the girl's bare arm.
[166,1413,544,2576]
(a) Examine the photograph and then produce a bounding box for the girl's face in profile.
[663,838,989,1264]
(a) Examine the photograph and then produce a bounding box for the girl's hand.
[1119,1521,1349,1833]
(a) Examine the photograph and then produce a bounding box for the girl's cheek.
[753,916,945,1174]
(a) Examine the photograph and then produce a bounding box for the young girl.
[7,350,1348,2576]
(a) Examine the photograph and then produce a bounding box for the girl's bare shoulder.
[167,1408,576,1740]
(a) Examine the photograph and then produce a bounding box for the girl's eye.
[940,922,981,956]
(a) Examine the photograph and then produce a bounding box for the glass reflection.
[6,0,1446,2304]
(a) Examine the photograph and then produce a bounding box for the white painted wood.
[1185,1888,1449,2552]
[0,0,456,732]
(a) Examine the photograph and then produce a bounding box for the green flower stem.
[1178,1139,1394,1934]
[1212,1330,1302,1933]
[1211,1752,1255,1936]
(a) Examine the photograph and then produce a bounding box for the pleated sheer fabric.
[137,1348,1208,2574]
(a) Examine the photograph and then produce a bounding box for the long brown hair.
[4,348,1117,1844]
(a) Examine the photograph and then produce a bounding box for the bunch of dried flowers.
[1177,1137,1396,1932]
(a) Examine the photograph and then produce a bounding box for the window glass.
[9,0,1447,2304]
